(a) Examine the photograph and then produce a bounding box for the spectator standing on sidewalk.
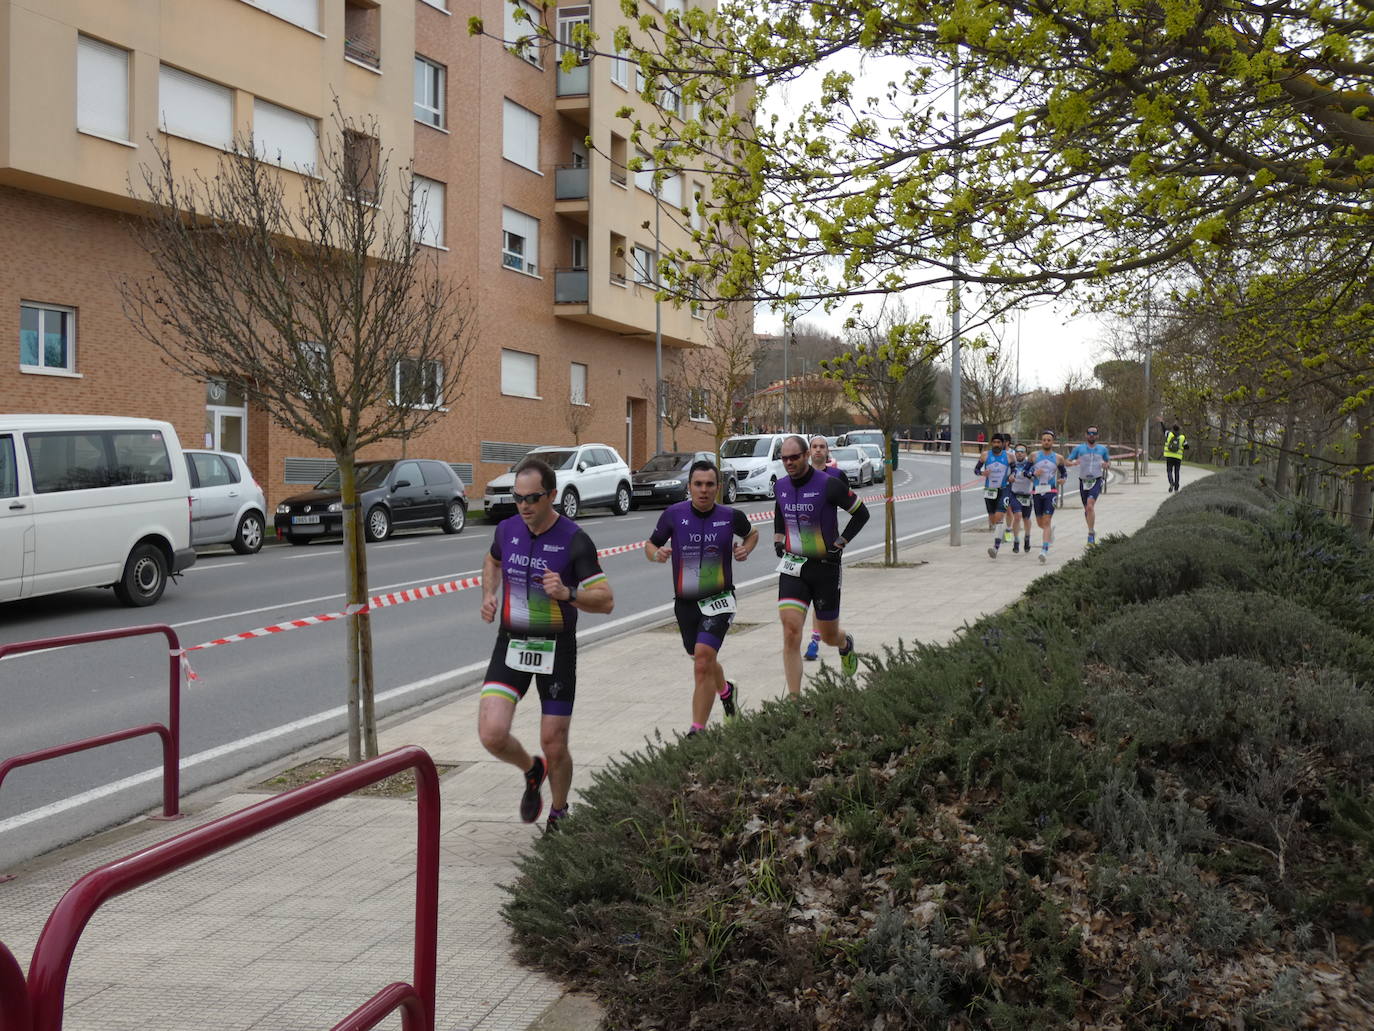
[804,434,848,661]
[645,460,758,735]
[774,435,870,695]
[1160,418,1188,492]
[478,457,614,833]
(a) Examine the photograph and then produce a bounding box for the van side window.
[26,430,171,492]
[0,436,17,498]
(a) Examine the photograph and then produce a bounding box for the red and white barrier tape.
[183,477,984,662]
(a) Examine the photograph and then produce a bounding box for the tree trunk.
[340,457,362,763]
[354,506,379,759]
[885,497,896,565]
[1275,413,1296,495]
[1351,402,1374,538]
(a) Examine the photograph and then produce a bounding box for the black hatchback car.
[630,451,738,508]
[274,459,467,544]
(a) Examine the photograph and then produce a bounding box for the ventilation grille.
[479,441,536,465]
[283,457,336,485]
[451,462,473,485]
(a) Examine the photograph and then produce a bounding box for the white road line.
[189,561,247,571]
[0,506,984,836]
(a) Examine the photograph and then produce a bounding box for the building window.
[412,175,446,247]
[631,245,657,285]
[343,130,379,200]
[501,348,538,398]
[503,0,543,66]
[158,65,233,150]
[571,235,588,269]
[557,6,591,63]
[77,36,130,142]
[395,357,443,408]
[295,340,328,398]
[19,303,76,373]
[414,56,445,128]
[418,0,447,9]
[689,388,708,421]
[690,181,706,231]
[634,150,654,193]
[661,171,683,208]
[243,0,320,32]
[253,98,318,173]
[571,362,588,405]
[502,207,539,275]
[611,48,630,88]
[344,0,381,67]
[502,99,540,172]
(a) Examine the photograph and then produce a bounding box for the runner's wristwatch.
[565,584,578,603]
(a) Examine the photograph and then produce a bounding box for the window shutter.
[77,37,129,140]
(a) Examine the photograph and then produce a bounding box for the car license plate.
[633,489,652,497]
[292,514,321,525]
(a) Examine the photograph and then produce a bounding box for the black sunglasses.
[512,490,549,504]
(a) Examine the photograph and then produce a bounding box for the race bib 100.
[507,637,555,674]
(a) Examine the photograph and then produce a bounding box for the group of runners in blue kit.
[975,428,1111,563]
[480,430,1104,831]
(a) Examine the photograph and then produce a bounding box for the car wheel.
[113,543,168,607]
[365,505,392,542]
[442,500,466,535]
[765,476,777,499]
[232,511,265,555]
[286,534,310,546]
[560,488,580,520]
[612,483,631,516]
[724,478,738,504]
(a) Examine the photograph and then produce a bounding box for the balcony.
[554,164,589,221]
[345,36,381,68]
[556,63,590,125]
[555,267,590,304]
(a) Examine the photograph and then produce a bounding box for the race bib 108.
[698,591,737,615]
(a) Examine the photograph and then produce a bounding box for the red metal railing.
[0,625,183,821]
[24,745,440,1031]
[0,940,32,1031]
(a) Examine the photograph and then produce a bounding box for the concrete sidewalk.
[0,463,1205,1031]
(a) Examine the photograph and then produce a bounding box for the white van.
[718,433,797,499]
[0,415,196,606]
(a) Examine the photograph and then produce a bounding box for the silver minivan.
[0,415,196,606]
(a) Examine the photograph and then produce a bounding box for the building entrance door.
[625,397,647,469]
[205,379,247,455]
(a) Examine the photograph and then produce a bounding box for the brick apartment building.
[0,0,725,506]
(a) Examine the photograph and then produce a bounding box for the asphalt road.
[0,454,982,866]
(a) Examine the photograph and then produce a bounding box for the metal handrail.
[0,940,31,1031]
[0,625,183,822]
[25,745,440,1031]
[331,981,428,1031]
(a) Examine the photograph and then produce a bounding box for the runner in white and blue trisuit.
[1028,430,1069,564]
[774,435,870,696]
[1065,426,1111,546]
[973,433,1013,559]
[1006,443,1034,555]
[646,460,758,736]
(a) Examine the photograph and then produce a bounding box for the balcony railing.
[345,37,381,68]
[556,63,589,97]
[555,267,590,303]
[555,165,589,200]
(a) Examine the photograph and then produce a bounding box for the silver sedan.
[830,446,874,486]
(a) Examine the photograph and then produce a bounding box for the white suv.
[483,444,633,520]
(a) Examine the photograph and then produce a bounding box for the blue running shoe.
[804,637,819,661]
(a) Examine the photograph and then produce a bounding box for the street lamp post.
[948,56,963,546]
[653,179,663,456]
[782,311,791,429]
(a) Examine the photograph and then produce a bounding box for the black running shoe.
[721,681,739,720]
[545,806,568,834]
[520,756,546,823]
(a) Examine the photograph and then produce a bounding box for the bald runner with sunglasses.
[1066,427,1112,547]
[773,434,870,696]
[479,456,614,833]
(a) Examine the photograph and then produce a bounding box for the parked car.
[855,443,888,482]
[274,459,467,544]
[483,444,632,520]
[840,428,887,449]
[0,414,195,606]
[630,451,738,508]
[718,433,792,499]
[184,449,268,554]
[831,446,875,486]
